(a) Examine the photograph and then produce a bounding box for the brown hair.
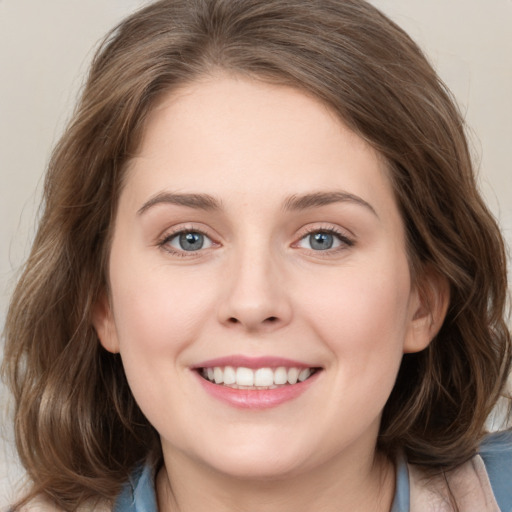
[3,0,510,509]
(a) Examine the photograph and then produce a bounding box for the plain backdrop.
[1,0,511,507]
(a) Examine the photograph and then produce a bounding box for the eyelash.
[156,225,355,257]
[295,226,355,253]
[157,227,216,257]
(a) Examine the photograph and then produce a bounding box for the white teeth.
[201,365,316,387]
[254,368,274,387]
[287,367,299,385]
[236,367,254,386]
[274,367,288,385]
[214,367,224,384]
[298,368,311,382]
[223,366,236,385]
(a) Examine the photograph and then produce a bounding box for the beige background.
[1,0,511,507]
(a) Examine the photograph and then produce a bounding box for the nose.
[217,247,293,333]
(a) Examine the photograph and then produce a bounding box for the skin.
[94,74,447,512]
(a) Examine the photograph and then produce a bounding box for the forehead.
[123,74,397,220]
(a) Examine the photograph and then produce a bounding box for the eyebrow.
[137,190,377,217]
[283,191,378,217]
[137,192,222,215]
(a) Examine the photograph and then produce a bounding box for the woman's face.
[95,75,437,479]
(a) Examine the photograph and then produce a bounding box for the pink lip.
[192,355,315,370]
[192,368,321,409]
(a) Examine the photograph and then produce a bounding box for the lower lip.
[194,370,320,409]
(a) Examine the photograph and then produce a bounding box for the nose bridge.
[218,237,291,331]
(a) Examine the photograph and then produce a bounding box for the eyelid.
[156,224,220,256]
[154,222,354,257]
[292,224,355,252]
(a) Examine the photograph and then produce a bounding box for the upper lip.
[191,355,319,370]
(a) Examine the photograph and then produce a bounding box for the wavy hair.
[3,0,510,509]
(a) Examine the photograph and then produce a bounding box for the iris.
[309,232,334,250]
[179,232,204,251]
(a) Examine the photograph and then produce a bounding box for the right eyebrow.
[283,190,378,218]
[137,192,222,215]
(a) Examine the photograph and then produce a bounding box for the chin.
[195,437,316,481]
[209,455,307,481]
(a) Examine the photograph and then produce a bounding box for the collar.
[113,453,498,512]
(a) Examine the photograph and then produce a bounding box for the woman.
[3,0,511,510]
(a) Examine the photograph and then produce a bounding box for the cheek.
[299,253,413,369]
[115,293,198,356]
[108,250,217,361]
[106,257,219,430]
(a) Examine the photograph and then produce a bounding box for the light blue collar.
[113,464,158,512]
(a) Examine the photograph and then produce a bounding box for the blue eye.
[165,231,213,252]
[297,230,351,251]
[309,232,335,250]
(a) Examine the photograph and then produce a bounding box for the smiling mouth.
[198,366,321,390]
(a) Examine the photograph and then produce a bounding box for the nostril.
[227,316,278,325]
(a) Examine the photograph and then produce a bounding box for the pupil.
[179,232,204,251]
[310,232,333,250]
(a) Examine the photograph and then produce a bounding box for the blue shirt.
[114,431,512,511]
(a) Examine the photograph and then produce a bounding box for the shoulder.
[15,496,62,512]
[408,455,500,512]
[7,465,154,512]
[408,430,512,512]
[479,429,512,511]
[10,495,110,512]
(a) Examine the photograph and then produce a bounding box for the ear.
[403,267,450,354]
[92,292,120,354]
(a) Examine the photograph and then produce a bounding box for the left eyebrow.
[283,191,378,218]
[137,192,222,215]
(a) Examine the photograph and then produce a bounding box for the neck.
[156,446,395,512]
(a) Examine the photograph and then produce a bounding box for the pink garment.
[409,455,500,512]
